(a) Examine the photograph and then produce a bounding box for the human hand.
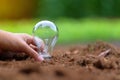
[0,30,44,61]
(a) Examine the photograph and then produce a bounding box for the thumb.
[23,44,44,61]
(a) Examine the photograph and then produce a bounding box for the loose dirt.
[0,41,120,80]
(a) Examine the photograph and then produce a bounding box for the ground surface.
[0,41,120,80]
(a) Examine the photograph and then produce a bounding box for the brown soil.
[0,41,120,80]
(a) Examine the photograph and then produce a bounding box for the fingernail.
[38,55,44,61]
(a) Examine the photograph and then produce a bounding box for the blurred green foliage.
[36,0,120,19]
[1,19,120,44]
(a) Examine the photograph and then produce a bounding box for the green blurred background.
[0,0,120,44]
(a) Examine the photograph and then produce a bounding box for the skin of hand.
[0,30,44,61]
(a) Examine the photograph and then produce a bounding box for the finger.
[24,34,36,45]
[24,44,44,61]
[15,33,34,44]
[29,44,38,51]
[23,34,45,52]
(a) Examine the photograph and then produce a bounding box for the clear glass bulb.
[33,20,59,59]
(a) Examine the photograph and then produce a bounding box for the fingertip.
[37,55,44,61]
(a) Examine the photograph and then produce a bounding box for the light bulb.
[33,20,59,59]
